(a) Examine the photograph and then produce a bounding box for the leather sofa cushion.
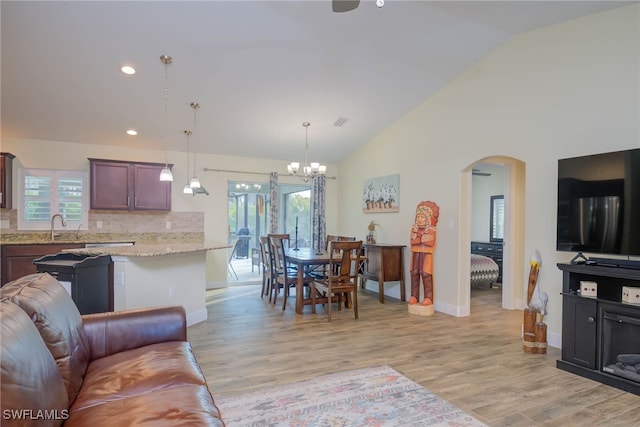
[0,298,69,427]
[71,341,209,411]
[64,385,224,426]
[1,273,90,405]
[82,305,187,360]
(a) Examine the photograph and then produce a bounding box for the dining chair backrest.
[259,236,274,299]
[325,235,339,251]
[328,240,363,280]
[259,236,272,268]
[326,235,356,253]
[269,236,288,278]
[268,233,291,248]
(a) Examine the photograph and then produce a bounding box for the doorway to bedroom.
[471,163,505,309]
[464,156,526,314]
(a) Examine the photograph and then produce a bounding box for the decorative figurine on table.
[366,221,377,244]
[409,201,439,313]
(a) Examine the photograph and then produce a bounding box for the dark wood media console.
[557,262,640,396]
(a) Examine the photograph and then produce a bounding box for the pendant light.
[183,130,193,194]
[287,122,326,182]
[159,54,174,181]
[187,102,209,196]
[189,102,202,189]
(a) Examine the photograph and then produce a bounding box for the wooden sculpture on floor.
[523,250,548,354]
[408,201,439,317]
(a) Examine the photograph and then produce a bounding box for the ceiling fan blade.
[333,0,360,13]
[472,169,492,177]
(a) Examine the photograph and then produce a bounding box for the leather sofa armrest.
[82,305,187,361]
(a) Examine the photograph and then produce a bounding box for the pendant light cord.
[163,60,170,165]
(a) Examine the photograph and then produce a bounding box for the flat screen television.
[557,148,640,258]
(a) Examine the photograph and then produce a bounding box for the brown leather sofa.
[1,273,225,426]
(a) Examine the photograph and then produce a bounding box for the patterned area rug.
[217,365,487,426]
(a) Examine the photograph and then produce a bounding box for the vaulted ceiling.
[1,1,632,164]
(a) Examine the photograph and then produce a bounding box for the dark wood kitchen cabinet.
[89,158,172,211]
[1,243,84,286]
[0,152,15,209]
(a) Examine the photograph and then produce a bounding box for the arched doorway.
[459,156,526,314]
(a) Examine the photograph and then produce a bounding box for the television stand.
[588,257,640,270]
[557,263,640,396]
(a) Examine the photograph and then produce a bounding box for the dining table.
[285,247,333,314]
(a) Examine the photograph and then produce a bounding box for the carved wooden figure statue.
[523,250,548,354]
[409,201,439,306]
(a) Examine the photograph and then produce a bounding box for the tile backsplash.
[0,209,204,243]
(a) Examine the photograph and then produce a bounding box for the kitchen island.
[64,241,230,326]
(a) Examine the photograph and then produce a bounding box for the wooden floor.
[188,283,640,426]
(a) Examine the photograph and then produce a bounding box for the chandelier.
[287,122,326,182]
[159,54,174,182]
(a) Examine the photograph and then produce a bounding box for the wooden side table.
[360,244,406,303]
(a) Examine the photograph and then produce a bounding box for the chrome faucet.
[50,214,67,241]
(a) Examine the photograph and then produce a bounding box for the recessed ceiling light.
[126,129,138,136]
[121,65,136,75]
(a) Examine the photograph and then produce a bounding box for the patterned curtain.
[269,172,278,233]
[312,175,326,251]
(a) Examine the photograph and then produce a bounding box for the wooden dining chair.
[311,235,357,280]
[311,240,363,321]
[325,235,339,251]
[258,236,275,300]
[227,239,240,280]
[270,235,313,311]
[267,233,291,248]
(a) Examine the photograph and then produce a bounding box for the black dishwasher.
[33,253,112,314]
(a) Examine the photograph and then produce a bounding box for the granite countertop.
[0,232,205,245]
[62,241,231,257]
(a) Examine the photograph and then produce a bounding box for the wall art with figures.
[362,174,399,213]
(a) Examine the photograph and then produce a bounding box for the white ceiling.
[1,1,633,165]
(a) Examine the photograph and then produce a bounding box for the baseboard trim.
[187,308,208,327]
[207,280,227,290]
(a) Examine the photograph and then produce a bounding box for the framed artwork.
[362,174,399,213]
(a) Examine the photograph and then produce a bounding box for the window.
[283,187,311,247]
[227,181,269,246]
[490,195,504,243]
[18,168,88,230]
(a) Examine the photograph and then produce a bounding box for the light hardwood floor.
[188,284,640,426]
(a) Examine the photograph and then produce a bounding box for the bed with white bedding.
[470,254,499,287]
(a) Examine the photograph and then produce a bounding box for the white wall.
[0,138,338,286]
[338,5,640,341]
